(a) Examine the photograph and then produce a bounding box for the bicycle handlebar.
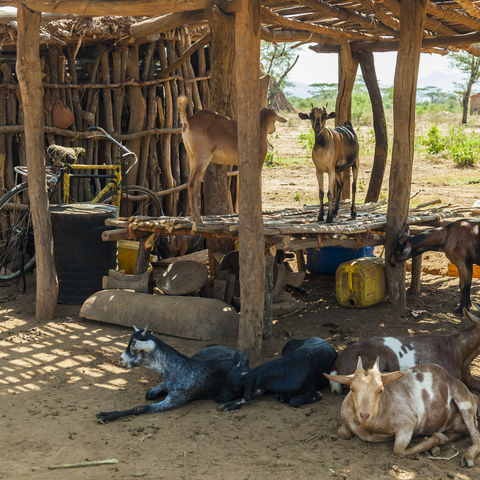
[87,126,138,175]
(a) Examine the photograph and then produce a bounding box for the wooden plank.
[235,0,263,361]
[20,0,217,16]
[16,5,58,319]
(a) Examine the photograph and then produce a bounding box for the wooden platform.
[105,199,480,252]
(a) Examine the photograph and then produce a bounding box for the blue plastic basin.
[306,246,375,275]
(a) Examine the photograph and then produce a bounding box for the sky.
[287,46,461,94]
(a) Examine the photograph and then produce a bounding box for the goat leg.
[286,390,323,408]
[221,398,246,412]
[97,393,186,422]
[456,263,473,313]
[317,188,324,222]
[145,381,168,400]
[350,165,358,219]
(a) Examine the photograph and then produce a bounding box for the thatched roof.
[0,2,479,55]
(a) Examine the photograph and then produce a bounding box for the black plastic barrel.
[50,203,117,304]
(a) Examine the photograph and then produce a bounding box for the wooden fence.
[0,27,210,216]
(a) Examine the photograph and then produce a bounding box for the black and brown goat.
[298,106,359,223]
[390,219,480,312]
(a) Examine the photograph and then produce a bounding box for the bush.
[419,124,480,166]
[298,128,315,151]
[422,125,447,155]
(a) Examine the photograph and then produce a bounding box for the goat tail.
[178,95,189,129]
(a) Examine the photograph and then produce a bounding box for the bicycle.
[0,126,162,281]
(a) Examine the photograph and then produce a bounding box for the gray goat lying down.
[222,337,337,411]
[96,326,248,423]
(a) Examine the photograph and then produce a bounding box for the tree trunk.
[16,5,58,319]
[235,0,263,361]
[335,42,358,199]
[357,51,388,203]
[385,0,428,307]
[462,81,474,125]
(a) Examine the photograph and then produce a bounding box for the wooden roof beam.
[310,30,480,55]
[300,0,397,36]
[427,1,480,31]
[261,6,378,41]
[0,0,229,16]
[455,0,480,19]
[260,26,332,44]
[130,0,239,37]
[362,0,400,32]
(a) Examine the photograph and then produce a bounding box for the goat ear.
[133,339,155,353]
[324,372,353,386]
[275,113,287,123]
[327,111,336,120]
[380,371,404,386]
[464,307,480,325]
[298,112,309,120]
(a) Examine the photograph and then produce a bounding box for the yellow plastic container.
[448,262,480,278]
[335,256,386,308]
[117,240,140,274]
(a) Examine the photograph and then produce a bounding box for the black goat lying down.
[96,326,248,423]
[222,337,337,411]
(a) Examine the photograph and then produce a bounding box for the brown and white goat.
[178,96,287,223]
[329,306,480,394]
[325,359,480,467]
[390,219,480,312]
[298,106,359,223]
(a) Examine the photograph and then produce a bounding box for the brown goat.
[391,219,480,312]
[298,106,359,223]
[329,306,480,394]
[326,359,480,467]
[178,96,287,223]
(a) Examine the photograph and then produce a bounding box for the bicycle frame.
[61,163,122,207]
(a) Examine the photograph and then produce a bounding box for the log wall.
[0,28,209,217]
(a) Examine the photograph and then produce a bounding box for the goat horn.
[373,357,380,372]
[356,356,363,370]
[133,325,140,332]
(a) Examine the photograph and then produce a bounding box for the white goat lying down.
[178,95,287,223]
[325,359,480,467]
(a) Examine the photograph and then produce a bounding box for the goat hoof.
[96,411,115,423]
[455,306,465,314]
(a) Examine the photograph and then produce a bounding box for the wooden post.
[235,0,263,361]
[356,51,388,203]
[16,5,58,319]
[385,0,428,307]
[205,6,235,253]
[335,42,358,199]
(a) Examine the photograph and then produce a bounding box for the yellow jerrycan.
[335,256,386,308]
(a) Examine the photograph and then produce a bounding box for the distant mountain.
[285,71,460,99]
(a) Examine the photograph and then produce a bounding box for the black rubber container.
[50,203,117,304]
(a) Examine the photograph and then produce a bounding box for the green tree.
[260,41,299,109]
[448,51,480,124]
[308,82,338,106]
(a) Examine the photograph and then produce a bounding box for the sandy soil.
[1,113,480,480]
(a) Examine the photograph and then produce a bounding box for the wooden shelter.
[3,0,480,359]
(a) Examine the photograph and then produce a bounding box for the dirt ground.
[1,113,480,480]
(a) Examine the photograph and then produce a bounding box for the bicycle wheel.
[100,185,163,218]
[0,182,36,281]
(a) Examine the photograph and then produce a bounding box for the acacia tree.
[449,51,480,124]
[260,41,299,111]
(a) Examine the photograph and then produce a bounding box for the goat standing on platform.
[178,95,287,223]
[326,359,480,467]
[390,219,480,312]
[298,106,359,223]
